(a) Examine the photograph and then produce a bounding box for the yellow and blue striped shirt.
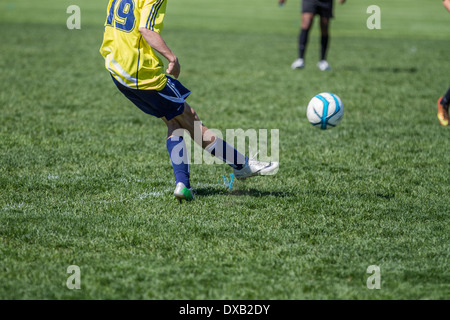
[100,0,167,90]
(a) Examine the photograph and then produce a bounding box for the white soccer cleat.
[317,60,331,71]
[174,182,194,203]
[234,157,279,180]
[291,58,305,70]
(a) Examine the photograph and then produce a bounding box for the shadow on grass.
[297,189,395,201]
[193,185,394,200]
[194,187,395,200]
[341,66,418,73]
[194,187,294,198]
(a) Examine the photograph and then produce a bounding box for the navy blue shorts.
[112,75,191,121]
[302,0,333,18]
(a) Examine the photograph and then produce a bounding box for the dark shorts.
[112,75,191,121]
[302,0,333,18]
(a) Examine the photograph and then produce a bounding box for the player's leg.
[163,116,194,202]
[163,104,237,202]
[168,102,246,169]
[317,16,331,71]
[437,88,450,126]
[112,75,194,202]
[170,102,279,179]
[300,13,314,59]
[166,102,213,149]
[292,12,314,69]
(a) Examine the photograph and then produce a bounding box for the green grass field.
[0,0,449,299]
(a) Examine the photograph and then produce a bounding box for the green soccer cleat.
[174,182,194,203]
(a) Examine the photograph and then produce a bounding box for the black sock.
[320,35,329,61]
[442,88,450,108]
[299,28,310,59]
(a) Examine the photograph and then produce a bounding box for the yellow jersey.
[100,0,167,90]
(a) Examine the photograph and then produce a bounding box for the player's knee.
[301,13,313,29]
[184,103,198,117]
[202,128,216,149]
[166,118,182,134]
[301,20,312,30]
[181,105,201,126]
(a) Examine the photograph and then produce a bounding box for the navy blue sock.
[205,138,246,170]
[166,136,190,188]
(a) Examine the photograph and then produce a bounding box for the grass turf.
[0,0,449,299]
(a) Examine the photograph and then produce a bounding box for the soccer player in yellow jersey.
[100,0,278,202]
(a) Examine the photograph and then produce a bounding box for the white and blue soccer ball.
[306,92,344,130]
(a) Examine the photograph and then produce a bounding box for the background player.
[100,0,278,202]
[279,0,346,71]
[438,0,450,126]
[438,90,450,126]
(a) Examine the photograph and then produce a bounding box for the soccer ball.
[306,92,344,130]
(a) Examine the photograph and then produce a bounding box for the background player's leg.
[437,88,450,126]
[300,13,314,60]
[319,16,330,61]
[440,88,450,107]
[317,16,331,71]
[292,13,314,69]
